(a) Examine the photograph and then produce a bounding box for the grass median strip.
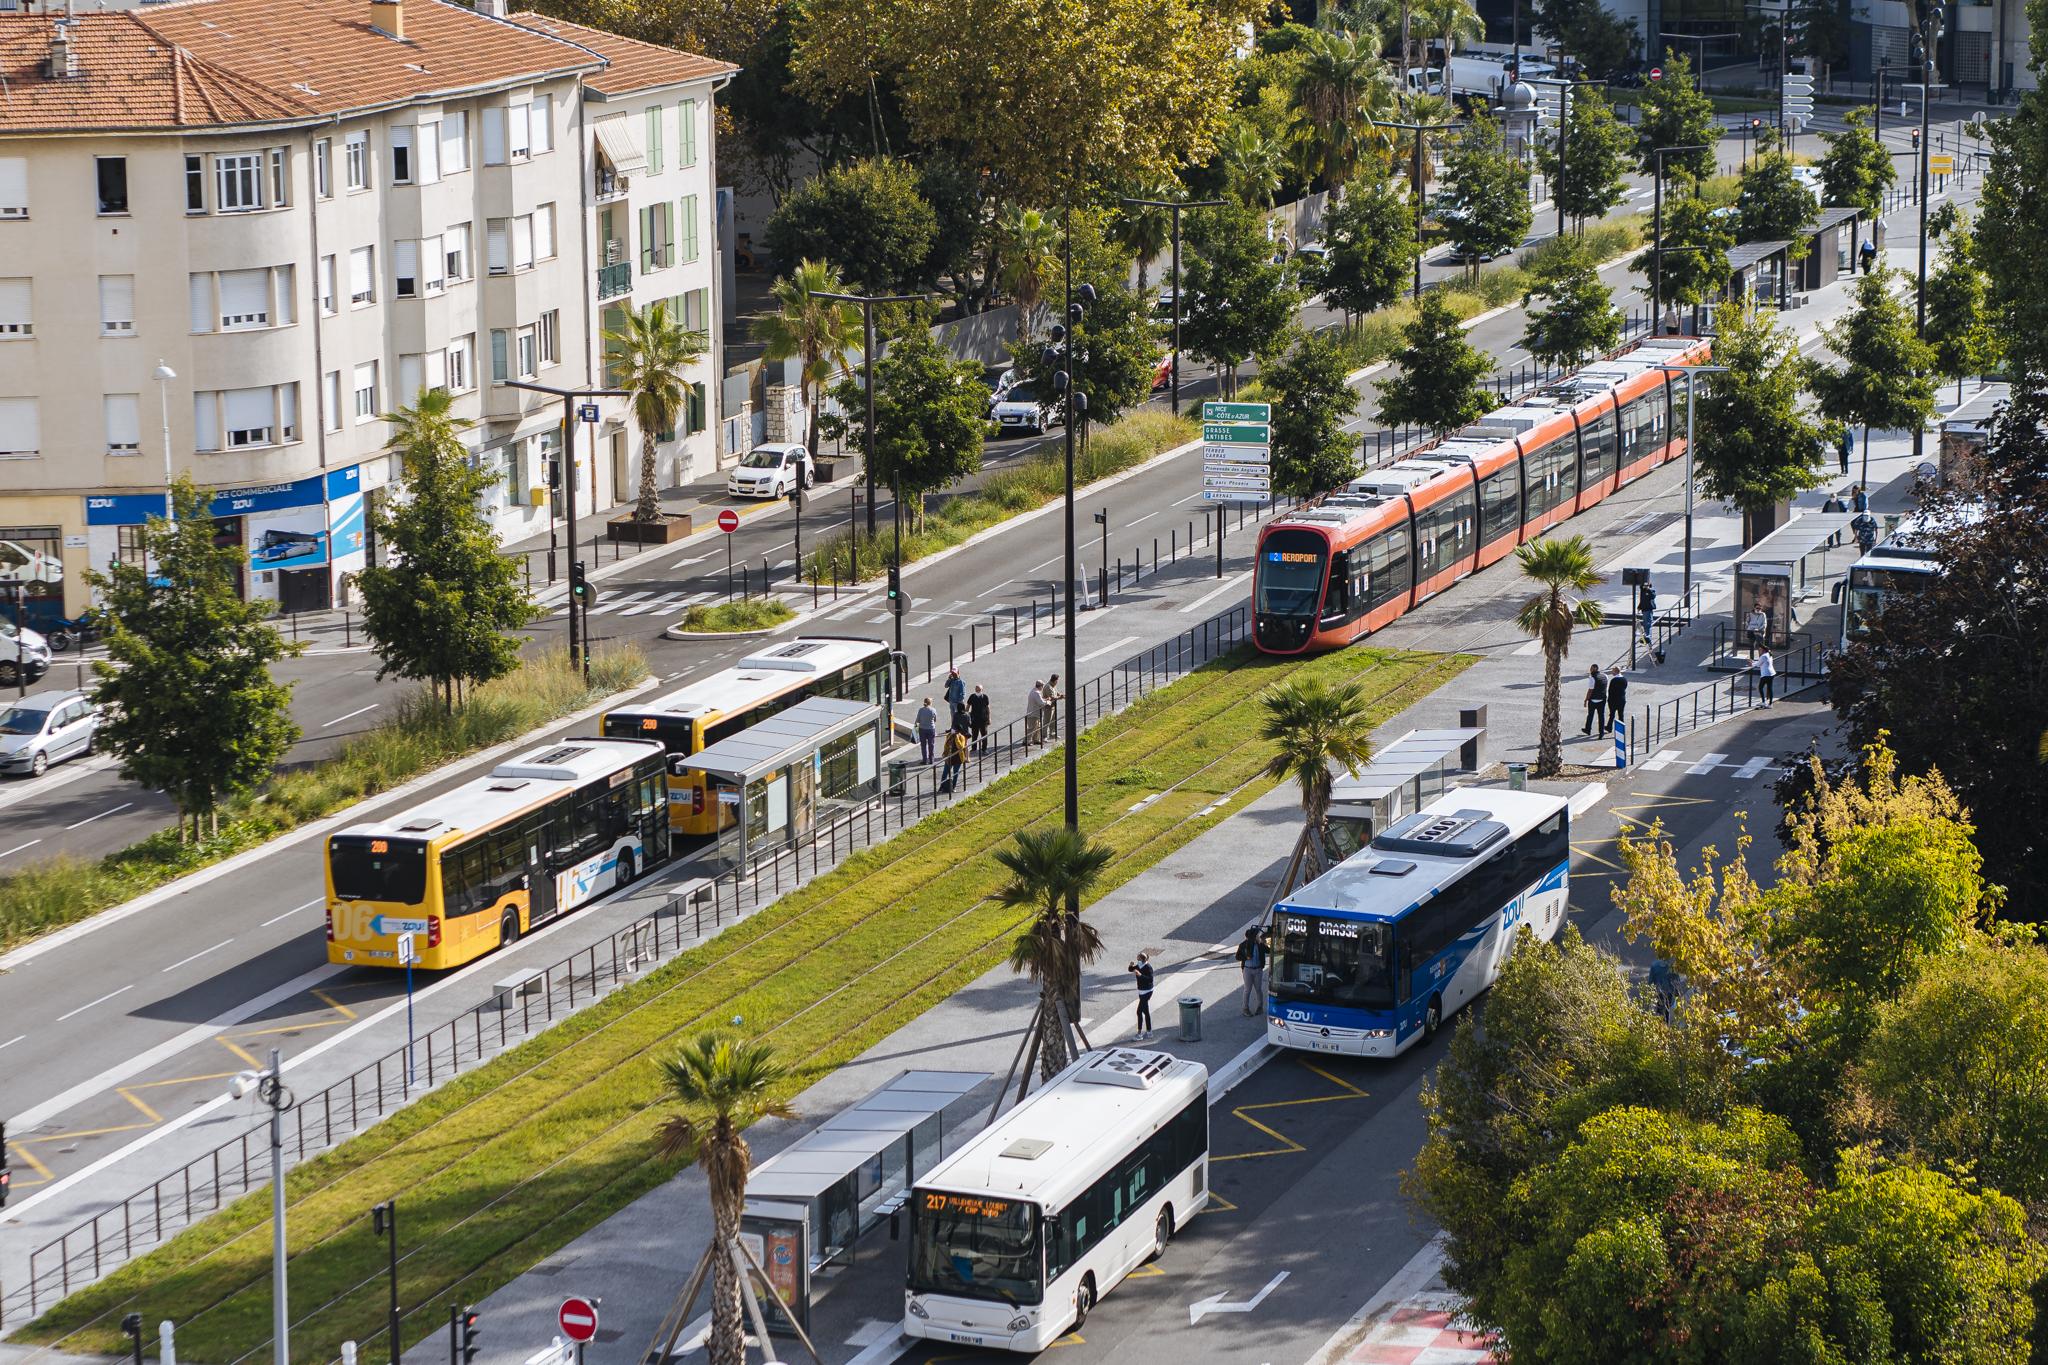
[0,645,649,954]
[26,642,1473,1362]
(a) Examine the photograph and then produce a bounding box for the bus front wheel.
[1073,1277,1096,1330]
[1423,995,1443,1042]
[615,850,636,890]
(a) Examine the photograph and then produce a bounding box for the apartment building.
[0,0,730,622]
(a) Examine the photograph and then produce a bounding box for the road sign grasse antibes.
[1201,401,1272,504]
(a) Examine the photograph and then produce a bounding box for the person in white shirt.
[1756,650,1776,706]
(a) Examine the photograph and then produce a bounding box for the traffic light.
[569,560,593,608]
[1911,126,1922,150]
[886,564,906,616]
[460,1307,481,1365]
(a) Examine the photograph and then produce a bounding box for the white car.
[0,690,97,777]
[990,381,1058,437]
[726,443,812,499]
[0,618,51,687]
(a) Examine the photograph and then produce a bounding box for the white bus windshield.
[1271,912,1397,1010]
[909,1192,1042,1306]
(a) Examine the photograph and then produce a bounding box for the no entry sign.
[717,508,740,533]
[558,1297,599,1343]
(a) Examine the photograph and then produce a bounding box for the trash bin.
[1507,762,1528,791]
[1177,996,1203,1042]
[888,759,908,792]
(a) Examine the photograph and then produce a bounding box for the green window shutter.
[678,99,697,168]
[678,194,699,263]
[687,382,707,435]
[639,206,654,273]
[646,106,663,175]
[601,304,627,388]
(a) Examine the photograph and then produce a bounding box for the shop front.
[84,465,368,612]
[0,494,91,630]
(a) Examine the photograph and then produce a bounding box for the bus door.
[638,769,672,866]
[526,837,557,922]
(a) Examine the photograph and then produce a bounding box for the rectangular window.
[645,105,664,175]
[0,277,29,337]
[97,274,135,335]
[487,219,508,275]
[685,381,706,435]
[95,156,128,214]
[482,106,507,165]
[219,268,270,328]
[490,328,509,383]
[215,153,261,212]
[538,309,558,367]
[678,193,699,264]
[394,240,418,299]
[353,361,378,420]
[445,222,472,282]
[534,203,556,261]
[323,370,343,432]
[423,347,448,394]
[224,385,274,447]
[349,246,375,305]
[314,138,332,197]
[0,398,37,456]
[683,286,708,333]
[269,147,287,206]
[398,353,423,404]
[508,99,531,159]
[448,333,474,393]
[189,272,212,333]
[420,234,445,294]
[512,214,534,272]
[318,254,337,315]
[390,126,413,184]
[184,154,204,213]
[439,112,469,173]
[529,93,553,153]
[114,524,147,568]
[345,131,368,190]
[678,98,698,168]
[279,381,298,441]
[640,203,672,272]
[516,323,538,378]
[104,393,141,453]
[0,157,25,219]
[415,122,440,185]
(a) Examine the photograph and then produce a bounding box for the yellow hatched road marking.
[311,987,358,1020]
[217,1036,264,1068]
[8,1141,54,1181]
[116,1087,163,1124]
[1210,1058,1368,1163]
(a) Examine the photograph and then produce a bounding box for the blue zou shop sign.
[85,467,359,527]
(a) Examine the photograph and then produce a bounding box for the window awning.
[592,114,647,175]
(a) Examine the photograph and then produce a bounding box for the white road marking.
[262,898,323,927]
[1179,572,1248,614]
[321,703,381,728]
[1030,552,1065,572]
[65,802,134,830]
[1687,752,1728,775]
[1173,490,1208,505]
[1127,509,1163,525]
[583,590,655,616]
[1076,635,1140,665]
[160,938,234,974]
[976,578,1017,598]
[0,1033,24,1053]
[0,838,42,859]
[1732,756,1775,780]
[56,984,133,1023]
[1640,749,1684,771]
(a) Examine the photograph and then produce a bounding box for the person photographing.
[1128,952,1156,1041]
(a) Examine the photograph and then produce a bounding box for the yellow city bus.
[324,737,670,970]
[601,636,892,836]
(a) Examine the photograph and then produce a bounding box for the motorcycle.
[45,612,105,652]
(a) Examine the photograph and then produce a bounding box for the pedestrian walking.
[1852,512,1878,555]
[1023,680,1045,747]
[1851,483,1869,513]
[915,697,939,764]
[1605,667,1629,730]
[943,667,965,712]
[1859,238,1877,273]
[1837,427,1853,476]
[1745,604,1769,659]
[1581,664,1607,736]
[1638,579,1658,645]
[1756,649,1776,707]
[940,723,969,794]
[967,684,991,755]
[1822,492,1847,514]
[1236,926,1267,1015]
[1128,952,1156,1040]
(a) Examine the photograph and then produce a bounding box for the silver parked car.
[0,691,100,777]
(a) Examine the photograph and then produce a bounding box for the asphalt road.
[893,696,1834,1365]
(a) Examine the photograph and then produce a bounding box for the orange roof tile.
[507,12,733,97]
[0,0,602,134]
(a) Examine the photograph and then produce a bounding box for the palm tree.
[1415,0,1484,75]
[1259,677,1378,889]
[1112,192,1173,294]
[656,1033,795,1365]
[756,259,860,463]
[996,827,1112,1080]
[998,206,1061,339]
[604,300,706,523]
[1513,536,1606,778]
[1222,123,1287,208]
[1289,29,1384,188]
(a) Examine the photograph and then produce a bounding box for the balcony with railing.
[596,260,632,300]
[596,168,630,203]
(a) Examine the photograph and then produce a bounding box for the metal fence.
[6,601,1253,1331]
[1623,635,1829,760]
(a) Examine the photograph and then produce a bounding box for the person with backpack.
[1236,926,1268,1015]
[1755,649,1776,707]
[940,722,969,794]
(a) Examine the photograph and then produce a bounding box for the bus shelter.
[684,696,885,867]
[1732,512,1857,652]
[1324,725,1486,859]
[740,1069,987,1335]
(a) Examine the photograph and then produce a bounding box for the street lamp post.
[810,290,932,669]
[230,1051,292,1365]
[1653,362,1730,597]
[504,380,630,681]
[1118,196,1223,416]
[1911,12,1944,462]
[1380,120,1458,298]
[153,361,177,520]
[1649,143,1711,331]
[1051,212,1095,872]
[370,1201,400,1365]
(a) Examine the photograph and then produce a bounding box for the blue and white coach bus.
[1267,789,1571,1057]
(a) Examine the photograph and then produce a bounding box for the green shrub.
[673,599,797,633]
[0,645,649,951]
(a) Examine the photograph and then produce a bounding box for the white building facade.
[0,0,730,622]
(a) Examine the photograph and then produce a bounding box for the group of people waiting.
[911,668,1064,796]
